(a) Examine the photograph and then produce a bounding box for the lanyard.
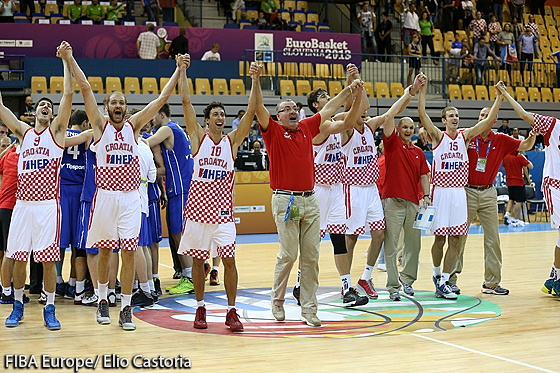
[284,195,294,222]
[476,137,491,159]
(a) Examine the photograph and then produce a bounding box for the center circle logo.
[134,287,501,338]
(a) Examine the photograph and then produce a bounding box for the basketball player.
[418,74,503,299]
[69,52,182,331]
[494,82,560,297]
[146,103,194,295]
[177,56,257,331]
[0,42,82,330]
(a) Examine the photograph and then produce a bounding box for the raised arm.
[495,81,535,124]
[230,62,260,148]
[319,81,364,135]
[68,47,106,137]
[51,42,74,143]
[418,73,442,144]
[318,80,358,121]
[464,83,503,141]
[129,66,180,133]
[252,64,270,131]
[65,129,94,147]
[381,75,423,136]
[0,92,29,141]
[178,54,204,151]
[518,130,538,151]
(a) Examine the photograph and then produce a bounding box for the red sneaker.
[194,306,208,329]
[204,263,211,280]
[225,308,244,331]
[209,269,220,286]
[356,279,378,299]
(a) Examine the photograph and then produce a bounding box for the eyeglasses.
[0,131,7,135]
[277,107,298,113]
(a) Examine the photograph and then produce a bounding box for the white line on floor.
[412,334,556,372]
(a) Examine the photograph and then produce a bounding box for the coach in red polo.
[253,66,361,327]
[450,109,536,295]
[382,82,430,298]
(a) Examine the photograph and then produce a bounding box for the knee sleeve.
[331,234,347,255]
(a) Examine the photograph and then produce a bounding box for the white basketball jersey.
[314,133,343,185]
[17,127,64,201]
[185,134,235,224]
[533,114,560,181]
[90,120,140,191]
[431,130,469,187]
[341,124,379,186]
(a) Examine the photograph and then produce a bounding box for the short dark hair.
[34,97,54,112]
[70,109,88,126]
[147,23,155,31]
[307,88,327,113]
[203,101,225,119]
[179,27,186,36]
[158,103,170,118]
[381,11,388,17]
[237,109,245,116]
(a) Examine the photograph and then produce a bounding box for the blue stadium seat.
[162,21,178,26]
[224,23,239,28]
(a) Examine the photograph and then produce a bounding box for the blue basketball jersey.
[160,121,194,197]
[142,131,160,203]
[61,129,86,186]
[80,147,97,203]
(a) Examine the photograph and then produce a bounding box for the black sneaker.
[119,305,136,331]
[131,290,154,308]
[1,292,14,304]
[503,215,509,225]
[342,287,369,307]
[151,291,159,304]
[292,286,301,306]
[482,285,509,295]
[153,278,162,296]
[96,299,111,324]
[115,279,121,294]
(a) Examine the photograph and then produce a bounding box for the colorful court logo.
[134,287,501,338]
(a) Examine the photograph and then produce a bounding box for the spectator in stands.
[439,0,454,32]
[415,127,431,151]
[136,23,160,59]
[473,38,498,85]
[201,43,221,61]
[503,152,533,226]
[511,16,523,56]
[497,118,511,134]
[0,0,18,23]
[512,127,525,140]
[253,11,269,29]
[143,0,160,25]
[460,0,474,31]
[497,23,515,50]
[251,139,265,154]
[261,0,277,15]
[461,45,474,69]
[232,110,245,130]
[66,0,84,23]
[86,0,105,23]
[407,34,422,86]
[488,14,502,55]
[402,3,419,55]
[18,0,34,18]
[553,50,560,88]
[530,0,545,16]
[476,0,492,23]
[106,0,126,23]
[296,102,306,121]
[19,95,34,126]
[419,11,438,64]
[451,33,463,49]
[231,0,245,21]
[469,11,487,47]
[510,0,524,25]
[493,0,504,23]
[447,44,468,84]
[169,28,189,59]
[358,3,378,62]
[376,11,392,62]
[518,25,537,77]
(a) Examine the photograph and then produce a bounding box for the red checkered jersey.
[314,133,343,185]
[0,146,19,209]
[431,130,469,187]
[185,134,235,224]
[503,153,530,187]
[341,124,379,186]
[17,127,63,201]
[91,121,140,192]
[534,114,560,182]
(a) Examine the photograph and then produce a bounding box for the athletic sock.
[341,274,351,293]
[227,305,234,311]
[440,273,450,286]
[296,269,301,287]
[56,276,64,284]
[152,274,159,279]
[98,282,108,301]
[108,288,115,296]
[360,265,374,281]
[148,279,155,292]
[212,266,219,271]
[76,280,85,294]
[68,277,76,287]
[182,267,192,278]
[2,286,11,297]
[45,290,55,306]
[14,288,23,303]
[197,300,205,308]
[433,266,441,277]
[121,294,131,309]
[140,282,150,294]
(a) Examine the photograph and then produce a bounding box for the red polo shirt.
[503,153,530,186]
[383,132,430,205]
[261,113,321,191]
[467,132,520,185]
[0,147,19,210]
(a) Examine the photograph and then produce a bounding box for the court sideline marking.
[411,333,556,372]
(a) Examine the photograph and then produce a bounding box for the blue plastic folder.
[413,206,437,230]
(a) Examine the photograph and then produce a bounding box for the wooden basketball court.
[1,228,558,372]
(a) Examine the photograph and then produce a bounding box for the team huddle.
[1,41,559,332]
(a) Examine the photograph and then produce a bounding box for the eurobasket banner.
[254,33,274,63]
